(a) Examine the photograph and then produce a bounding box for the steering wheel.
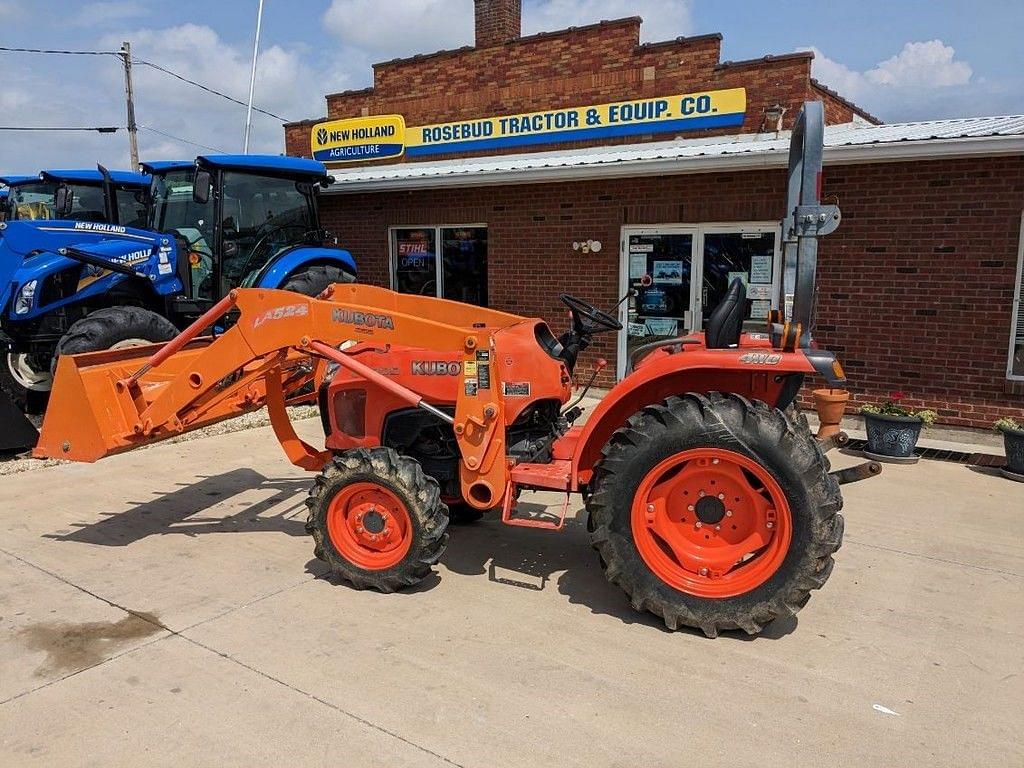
[230,223,309,282]
[559,293,622,333]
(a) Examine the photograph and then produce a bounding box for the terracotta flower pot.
[812,388,849,439]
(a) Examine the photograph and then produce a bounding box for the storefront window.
[701,232,777,333]
[1010,220,1024,380]
[391,225,488,306]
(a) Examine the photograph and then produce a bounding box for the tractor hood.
[0,220,175,312]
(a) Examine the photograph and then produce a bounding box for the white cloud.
[806,40,997,121]
[98,23,323,157]
[74,1,148,26]
[321,0,692,63]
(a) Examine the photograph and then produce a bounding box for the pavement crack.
[842,537,1023,578]
[176,631,466,768]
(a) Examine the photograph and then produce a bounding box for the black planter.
[1000,425,1024,477]
[863,412,924,460]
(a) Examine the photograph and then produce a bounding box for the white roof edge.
[324,134,1024,194]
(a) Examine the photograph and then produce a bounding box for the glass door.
[619,227,697,377]
[699,230,779,333]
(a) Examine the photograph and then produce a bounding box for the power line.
[132,58,289,122]
[0,45,117,56]
[0,126,119,132]
[0,45,289,123]
[140,125,226,154]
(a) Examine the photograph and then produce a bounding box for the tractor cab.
[0,169,149,224]
[144,155,340,305]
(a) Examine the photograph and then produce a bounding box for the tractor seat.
[705,278,747,349]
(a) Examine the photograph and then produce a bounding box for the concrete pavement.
[1,415,1021,767]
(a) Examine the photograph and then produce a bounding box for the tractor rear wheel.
[281,264,354,298]
[586,392,842,637]
[305,447,449,592]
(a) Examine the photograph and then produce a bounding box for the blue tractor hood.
[0,220,175,312]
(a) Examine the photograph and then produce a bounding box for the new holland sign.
[310,88,746,164]
[311,114,406,162]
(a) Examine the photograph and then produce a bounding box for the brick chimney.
[474,0,521,48]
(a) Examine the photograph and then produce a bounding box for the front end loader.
[35,102,878,637]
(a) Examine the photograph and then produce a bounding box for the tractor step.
[500,480,570,530]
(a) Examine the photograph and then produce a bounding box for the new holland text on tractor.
[35,103,879,636]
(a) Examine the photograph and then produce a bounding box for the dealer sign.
[311,114,406,162]
[310,88,746,165]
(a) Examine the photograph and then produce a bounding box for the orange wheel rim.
[326,482,413,570]
[630,448,792,598]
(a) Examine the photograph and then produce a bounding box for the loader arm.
[36,283,512,507]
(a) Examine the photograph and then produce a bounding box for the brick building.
[284,0,1024,428]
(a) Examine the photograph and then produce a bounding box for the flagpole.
[242,0,265,153]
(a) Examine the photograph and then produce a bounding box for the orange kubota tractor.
[35,102,879,637]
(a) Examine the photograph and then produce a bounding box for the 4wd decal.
[253,303,309,329]
[412,361,461,376]
[738,352,782,366]
[503,381,531,397]
[331,308,395,331]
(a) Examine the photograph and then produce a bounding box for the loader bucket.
[34,338,311,463]
[0,390,39,454]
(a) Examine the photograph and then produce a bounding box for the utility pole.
[119,41,139,168]
[243,0,265,154]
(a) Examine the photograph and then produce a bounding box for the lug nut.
[699,567,709,576]
[715,525,721,531]
[647,504,655,513]
[718,493,725,500]
[698,490,705,497]
[695,521,702,529]
[766,521,774,529]
[725,510,733,517]
[687,504,695,512]
[712,458,719,464]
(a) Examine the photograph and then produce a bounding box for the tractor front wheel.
[305,447,449,592]
[586,393,843,637]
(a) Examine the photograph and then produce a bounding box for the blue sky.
[1,0,1021,173]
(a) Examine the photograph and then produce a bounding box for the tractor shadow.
[45,468,311,546]
[441,503,797,640]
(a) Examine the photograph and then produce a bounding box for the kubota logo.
[411,360,461,376]
[331,308,395,330]
[316,127,329,146]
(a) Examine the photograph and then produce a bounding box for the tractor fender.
[256,246,357,289]
[569,346,817,487]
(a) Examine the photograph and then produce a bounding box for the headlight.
[14,280,37,315]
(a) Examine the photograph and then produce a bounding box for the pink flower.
[890,390,906,402]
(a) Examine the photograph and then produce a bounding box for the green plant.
[859,391,937,425]
[994,417,1022,432]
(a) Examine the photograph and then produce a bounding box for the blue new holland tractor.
[1,168,150,223]
[0,154,355,421]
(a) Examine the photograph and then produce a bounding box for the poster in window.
[653,260,683,285]
[750,254,772,284]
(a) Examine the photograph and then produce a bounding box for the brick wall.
[284,18,876,161]
[318,155,1024,428]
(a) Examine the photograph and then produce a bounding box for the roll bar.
[771,101,841,350]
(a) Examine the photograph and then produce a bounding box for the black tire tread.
[56,306,178,360]
[281,264,354,297]
[305,446,449,592]
[587,392,843,637]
